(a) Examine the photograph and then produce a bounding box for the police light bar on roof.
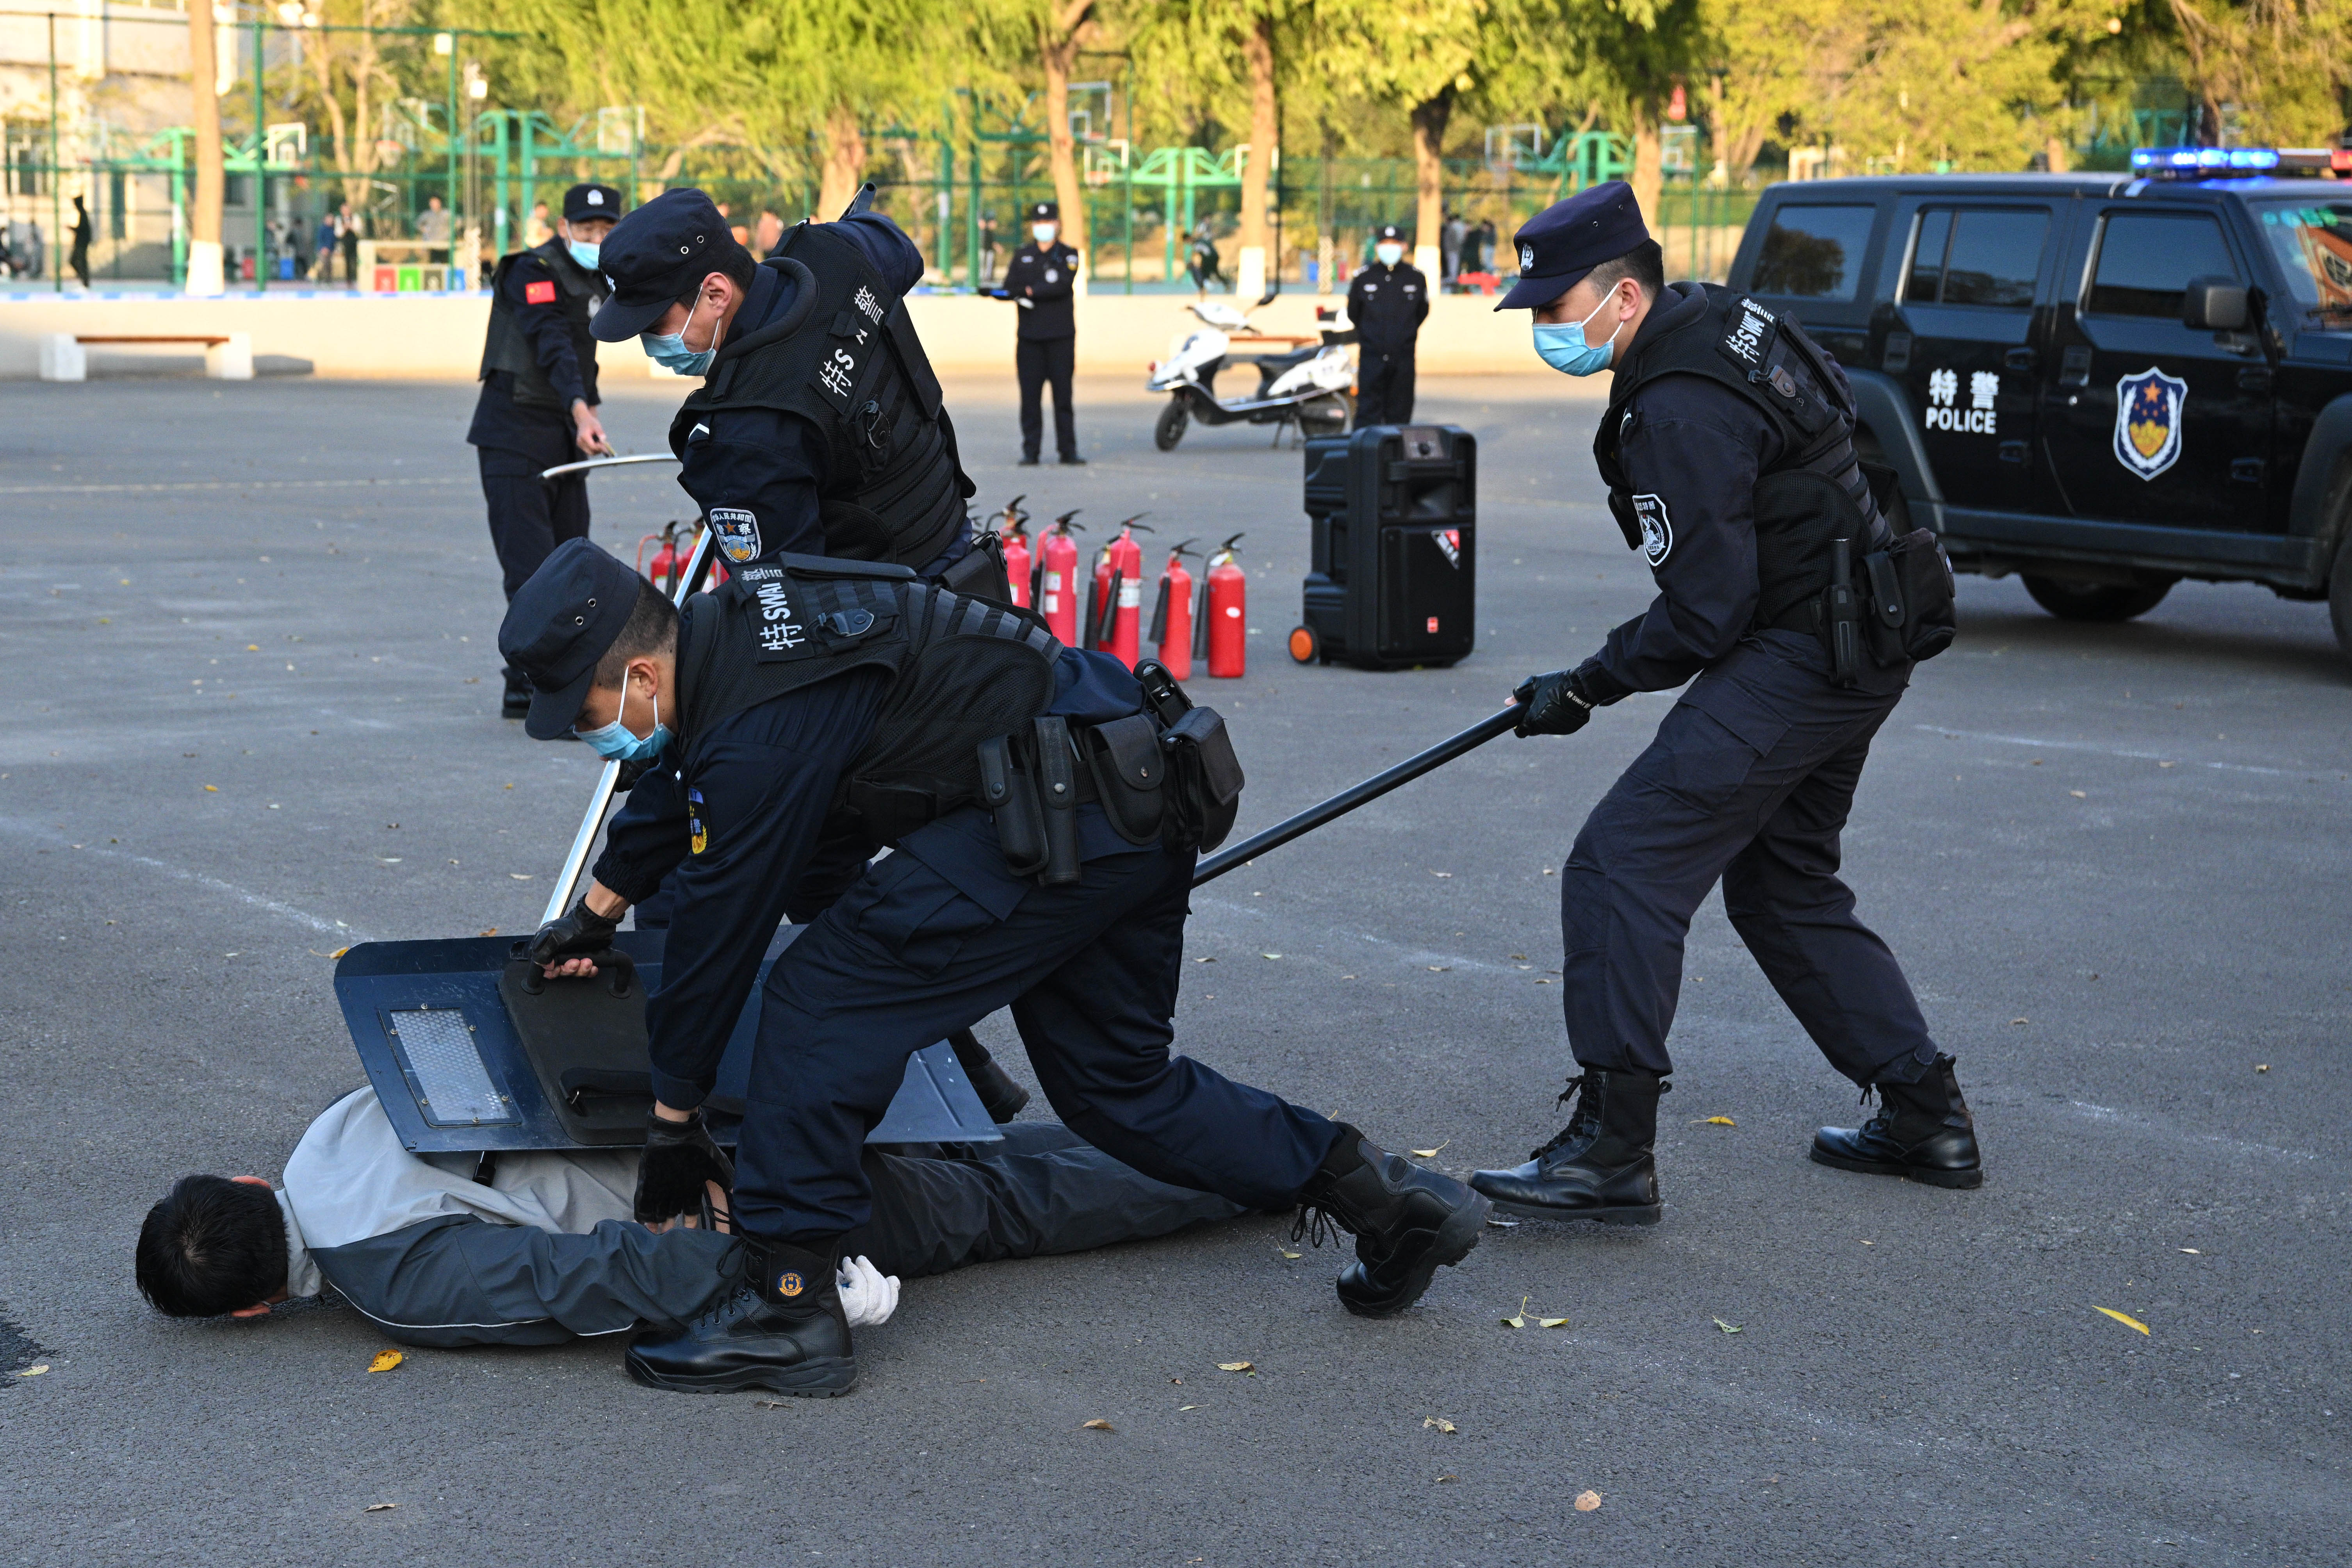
[2131,145,2352,178]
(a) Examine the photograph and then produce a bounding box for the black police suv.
[1722,148,2352,659]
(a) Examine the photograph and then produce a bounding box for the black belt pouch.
[1160,707,1244,852]
[1081,713,1167,845]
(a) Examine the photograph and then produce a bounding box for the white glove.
[835,1254,900,1328]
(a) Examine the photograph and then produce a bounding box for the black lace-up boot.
[624,1238,856,1396]
[1811,1053,1982,1188]
[1293,1125,1491,1317]
[1469,1069,1666,1225]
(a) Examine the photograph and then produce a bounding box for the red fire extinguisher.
[1036,511,1084,645]
[637,523,679,592]
[1204,532,1247,679]
[1147,540,1198,681]
[1092,515,1154,667]
[995,496,1033,610]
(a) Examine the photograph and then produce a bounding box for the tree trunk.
[1039,2,1094,280]
[1235,12,1278,292]
[1630,109,1663,227]
[2044,135,2070,174]
[818,103,868,219]
[1409,84,1454,272]
[187,0,225,293]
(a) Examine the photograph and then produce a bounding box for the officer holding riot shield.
[468,182,621,719]
[1476,182,1978,1224]
[497,539,1490,1397]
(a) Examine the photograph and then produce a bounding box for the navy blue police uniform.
[467,181,620,711]
[499,540,1491,1395]
[998,199,1083,465]
[1472,184,1979,1222]
[1347,223,1428,427]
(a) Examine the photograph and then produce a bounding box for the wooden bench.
[39,331,252,382]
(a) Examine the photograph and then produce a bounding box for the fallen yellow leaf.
[1574,1490,1602,1512]
[367,1348,404,1373]
[1216,1360,1254,1373]
[1698,1116,1736,1126]
[1178,1404,1199,1411]
[1081,1419,1114,1431]
[1538,1317,1570,1329]
[330,946,350,959]
[1261,952,1281,960]
[1409,1141,1450,1158]
[2180,1248,2200,1255]
[1435,1474,1459,1484]
[2092,1306,2150,1335]
[2069,789,2087,799]
[1278,1249,1301,1260]
[478,928,498,937]
[203,784,219,792]
[1426,965,1451,972]
[15,1363,49,1377]
[1713,1318,1742,1334]
[1424,1417,1458,1433]
[1502,1294,1530,1329]
[363,1502,396,1513]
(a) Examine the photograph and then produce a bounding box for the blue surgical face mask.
[567,239,601,271]
[641,292,714,377]
[577,668,670,763]
[1033,224,1058,247]
[1532,289,1623,377]
[1375,243,1404,267]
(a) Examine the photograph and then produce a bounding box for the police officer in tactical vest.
[497,538,1490,1396]
[996,199,1084,467]
[1476,182,1977,1223]
[1347,222,1428,428]
[467,182,620,720]
[590,187,981,588]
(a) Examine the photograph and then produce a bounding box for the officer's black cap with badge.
[1029,201,1058,223]
[1374,222,1406,243]
[562,183,622,223]
[590,187,750,342]
[499,539,645,739]
[1494,180,1649,312]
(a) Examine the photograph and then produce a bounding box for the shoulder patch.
[523,280,558,305]
[709,507,761,564]
[1719,297,1776,369]
[1633,494,1673,567]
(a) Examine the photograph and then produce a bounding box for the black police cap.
[1374,223,1406,243]
[563,183,622,223]
[498,539,644,739]
[590,187,750,341]
[1029,201,1058,222]
[1495,180,1651,312]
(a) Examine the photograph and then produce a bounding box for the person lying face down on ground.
[135,1085,1245,1349]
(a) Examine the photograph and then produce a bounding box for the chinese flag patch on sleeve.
[524,280,557,305]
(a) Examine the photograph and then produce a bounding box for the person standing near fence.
[1348,223,1427,428]
[339,204,360,285]
[997,200,1084,468]
[69,196,92,290]
[467,182,621,721]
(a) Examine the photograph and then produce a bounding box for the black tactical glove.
[635,1107,738,1225]
[1513,669,1598,738]
[527,899,620,967]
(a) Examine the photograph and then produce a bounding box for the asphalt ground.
[2,363,2347,1567]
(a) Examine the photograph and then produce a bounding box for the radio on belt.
[1289,424,1476,670]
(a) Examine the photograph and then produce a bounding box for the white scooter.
[1146,300,1357,451]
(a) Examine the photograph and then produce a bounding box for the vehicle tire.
[1300,394,1348,439]
[2021,574,2175,622]
[1154,399,1189,452]
[2330,537,2352,661]
[1288,625,1318,664]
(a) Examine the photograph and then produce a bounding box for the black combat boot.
[1294,1125,1491,1318]
[948,1028,1031,1123]
[624,1238,856,1397]
[1469,1069,1666,1225]
[501,674,531,721]
[1810,1053,1982,1189]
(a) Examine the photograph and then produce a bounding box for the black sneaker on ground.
[1017,454,1041,467]
[624,1239,856,1396]
[1469,1068,1666,1225]
[1295,1126,1489,1317]
[1057,454,1087,466]
[1810,1053,1983,1188]
[947,1027,1031,1123]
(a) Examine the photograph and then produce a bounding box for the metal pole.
[492,109,508,256]
[1191,705,1522,887]
[48,12,61,293]
[444,42,457,265]
[253,18,266,291]
[1122,58,1133,294]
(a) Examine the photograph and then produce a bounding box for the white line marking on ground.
[0,476,470,496]
[1912,724,2333,779]
[0,818,362,938]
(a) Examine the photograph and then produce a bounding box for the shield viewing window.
[385,1007,517,1128]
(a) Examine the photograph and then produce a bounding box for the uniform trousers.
[478,436,590,690]
[1016,336,1078,460]
[730,807,1343,1244]
[1354,350,1417,428]
[1560,631,1940,1088]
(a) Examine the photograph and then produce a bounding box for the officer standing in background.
[1474,182,1980,1224]
[467,181,620,720]
[1347,223,1427,428]
[998,200,1084,467]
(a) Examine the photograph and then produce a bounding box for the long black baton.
[1192,703,1523,888]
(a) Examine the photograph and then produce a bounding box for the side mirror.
[2183,276,2249,331]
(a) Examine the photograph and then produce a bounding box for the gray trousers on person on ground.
[1561,630,1941,1088]
[308,1124,1245,1349]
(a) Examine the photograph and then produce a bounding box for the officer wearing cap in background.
[1473,180,1980,1226]
[496,536,1490,1397]
[467,181,620,721]
[591,187,980,586]
[996,200,1084,467]
[1346,222,1428,428]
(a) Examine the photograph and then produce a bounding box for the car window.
[1752,205,1876,299]
[2085,212,2238,317]
[1904,208,2046,307]
[2249,199,2352,322]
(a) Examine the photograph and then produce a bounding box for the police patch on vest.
[747,572,818,660]
[688,786,707,855]
[814,345,858,406]
[1720,298,1775,369]
[709,507,761,564]
[1633,494,1673,565]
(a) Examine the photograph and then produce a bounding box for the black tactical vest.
[479,239,604,410]
[675,554,1062,842]
[670,223,973,570]
[1595,285,1887,630]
